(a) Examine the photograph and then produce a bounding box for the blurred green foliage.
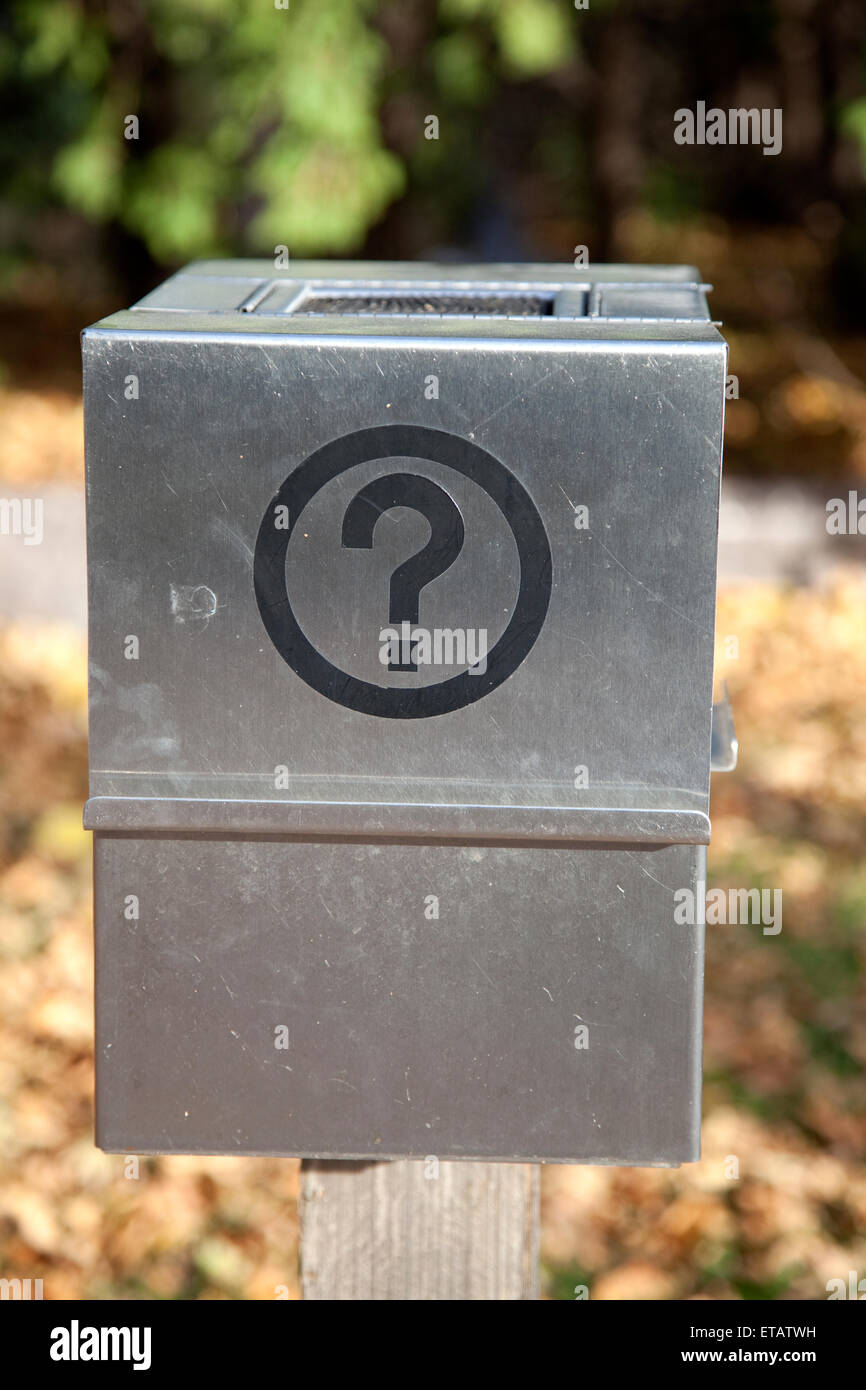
[5,0,405,259]
[0,0,864,303]
[0,0,577,272]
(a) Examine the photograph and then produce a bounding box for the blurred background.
[1,0,865,1300]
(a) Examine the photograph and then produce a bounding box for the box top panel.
[82,302,724,834]
[123,259,715,335]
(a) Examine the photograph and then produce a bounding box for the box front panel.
[94,836,705,1163]
[83,332,723,816]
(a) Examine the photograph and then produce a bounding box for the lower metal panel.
[93,836,705,1165]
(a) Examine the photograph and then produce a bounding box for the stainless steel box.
[83,260,727,1163]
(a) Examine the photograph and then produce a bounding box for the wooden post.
[299,1159,540,1300]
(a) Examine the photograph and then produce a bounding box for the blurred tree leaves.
[0,0,574,273]
[842,99,866,169]
[0,0,864,296]
[494,0,574,78]
[0,0,582,278]
[3,0,407,264]
[53,100,124,223]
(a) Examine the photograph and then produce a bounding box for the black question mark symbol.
[341,472,465,671]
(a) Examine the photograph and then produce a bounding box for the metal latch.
[711,686,738,772]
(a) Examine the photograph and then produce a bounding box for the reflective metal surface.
[83,261,726,1162]
[94,834,706,1164]
[83,262,725,824]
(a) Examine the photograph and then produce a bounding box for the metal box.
[82,260,727,1164]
